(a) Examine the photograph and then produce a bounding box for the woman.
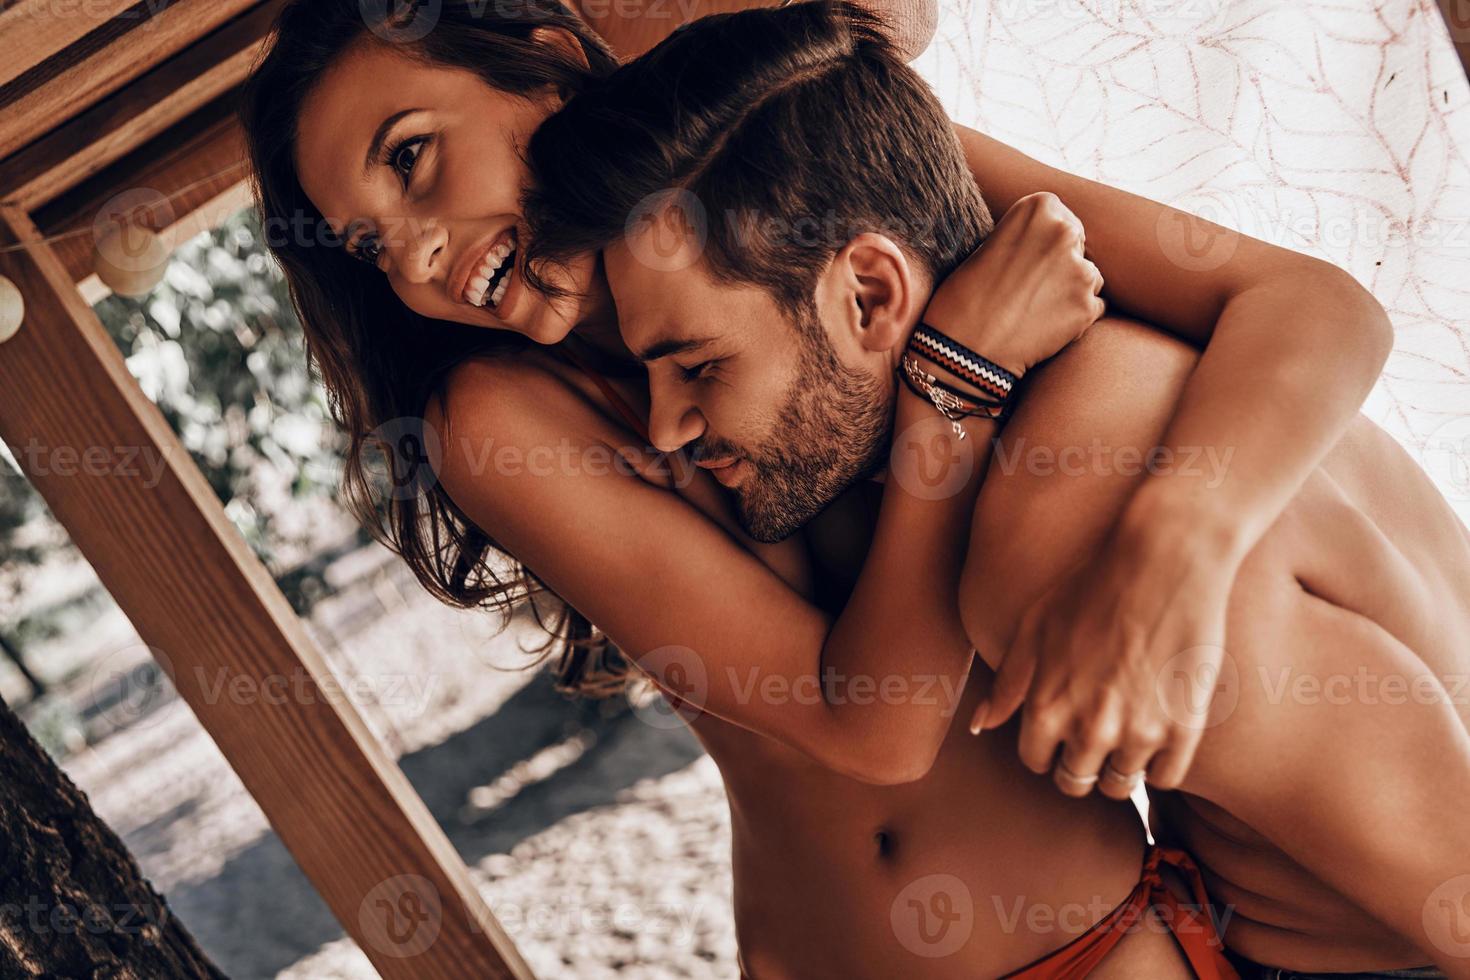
[238,0,1391,974]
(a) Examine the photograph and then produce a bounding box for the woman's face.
[293,39,592,345]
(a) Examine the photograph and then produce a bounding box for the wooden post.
[0,204,533,980]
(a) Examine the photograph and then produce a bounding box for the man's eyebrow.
[363,108,425,176]
[633,336,714,363]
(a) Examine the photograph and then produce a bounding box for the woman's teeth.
[466,241,516,310]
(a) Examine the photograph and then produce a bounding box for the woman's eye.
[386,136,429,185]
[351,235,382,268]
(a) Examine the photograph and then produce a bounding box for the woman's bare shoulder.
[431,349,611,433]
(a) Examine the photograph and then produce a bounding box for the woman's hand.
[972,508,1238,799]
[921,191,1106,379]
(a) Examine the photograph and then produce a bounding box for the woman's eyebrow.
[362,107,425,175]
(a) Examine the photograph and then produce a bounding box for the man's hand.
[922,191,1105,378]
[972,523,1236,799]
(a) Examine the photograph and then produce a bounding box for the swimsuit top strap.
[556,344,652,443]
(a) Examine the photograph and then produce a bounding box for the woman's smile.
[453,226,519,311]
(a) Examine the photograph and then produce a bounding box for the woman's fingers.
[1098,731,1162,800]
[1051,696,1124,798]
[1146,725,1206,791]
[976,605,1044,733]
[1017,700,1067,776]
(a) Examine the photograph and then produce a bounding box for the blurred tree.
[0,207,361,641]
[92,207,350,575]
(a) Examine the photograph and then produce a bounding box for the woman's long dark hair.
[238,0,629,695]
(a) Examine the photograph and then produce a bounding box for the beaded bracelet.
[899,323,1019,436]
[899,353,1007,439]
[910,322,1018,402]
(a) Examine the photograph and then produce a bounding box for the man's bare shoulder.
[1005,316,1196,434]
[964,317,1200,656]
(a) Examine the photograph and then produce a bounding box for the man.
[517,1,1470,977]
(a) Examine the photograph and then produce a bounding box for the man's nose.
[391,218,447,285]
[647,383,707,454]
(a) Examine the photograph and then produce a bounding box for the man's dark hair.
[522,0,993,314]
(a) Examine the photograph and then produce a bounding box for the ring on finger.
[1054,758,1099,788]
[1101,763,1143,788]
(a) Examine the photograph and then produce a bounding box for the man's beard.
[722,309,892,543]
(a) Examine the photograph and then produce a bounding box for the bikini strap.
[999,844,1240,980]
[557,344,652,443]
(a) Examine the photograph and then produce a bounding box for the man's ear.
[530,26,591,73]
[819,232,923,356]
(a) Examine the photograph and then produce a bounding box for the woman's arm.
[423,196,1098,786]
[425,355,977,784]
[948,124,1395,793]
